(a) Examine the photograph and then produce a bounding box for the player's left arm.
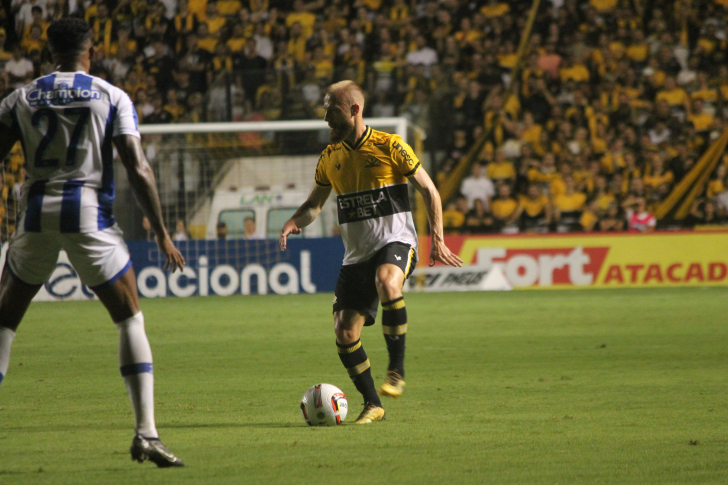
[114,134,185,272]
[409,168,463,267]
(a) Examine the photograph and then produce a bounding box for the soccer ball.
[300,383,348,426]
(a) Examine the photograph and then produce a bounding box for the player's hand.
[157,235,186,272]
[430,239,463,267]
[279,220,302,251]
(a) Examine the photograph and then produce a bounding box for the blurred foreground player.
[0,18,185,467]
[281,81,462,423]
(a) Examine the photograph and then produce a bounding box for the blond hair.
[327,80,365,111]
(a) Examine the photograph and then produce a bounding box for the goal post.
[130,117,427,240]
[99,118,429,273]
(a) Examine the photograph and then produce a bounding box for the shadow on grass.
[164,422,307,429]
[1,422,317,433]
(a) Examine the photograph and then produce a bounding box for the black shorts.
[333,242,417,326]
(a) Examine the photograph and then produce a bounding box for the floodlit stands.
[1,0,728,240]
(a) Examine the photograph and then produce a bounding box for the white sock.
[0,327,16,386]
[116,312,158,438]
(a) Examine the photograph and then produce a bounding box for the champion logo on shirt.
[26,75,102,107]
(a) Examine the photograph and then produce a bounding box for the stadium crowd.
[2,0,728,240]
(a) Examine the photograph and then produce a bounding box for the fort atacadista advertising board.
[419,231,728,289]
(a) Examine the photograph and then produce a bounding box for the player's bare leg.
[375,264,408,398]
[0,264,43,387]
[93,267,183,467]
[334,310,385,423]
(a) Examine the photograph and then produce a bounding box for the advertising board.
[419,231,728,289]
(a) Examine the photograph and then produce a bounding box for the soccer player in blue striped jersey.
[280,81,463,423]
[0,18,185,467]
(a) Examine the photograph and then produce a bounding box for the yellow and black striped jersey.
[315,126,420,265]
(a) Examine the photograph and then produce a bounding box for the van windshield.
[267,208,299,239]
[218,209,256,239]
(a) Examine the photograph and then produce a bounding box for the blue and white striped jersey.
[0,71,140,233]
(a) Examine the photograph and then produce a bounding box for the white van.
[204,185,338,240]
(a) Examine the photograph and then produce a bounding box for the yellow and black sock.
[382,297,407,378]
[337,339,381,406]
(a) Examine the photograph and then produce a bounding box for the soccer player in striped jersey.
[280,81,462,424]
[0,18,185,467]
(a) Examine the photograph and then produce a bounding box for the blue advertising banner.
[129,238,345,298]
[0,238,345,301]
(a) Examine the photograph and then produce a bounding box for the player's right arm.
[280,183,331,251]
[113,134,185,272]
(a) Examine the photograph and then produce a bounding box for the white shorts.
[6,224,132,288]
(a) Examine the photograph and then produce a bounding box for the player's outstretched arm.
[280,183,331,251]
[409,168,464,267]
[113,134,185,272]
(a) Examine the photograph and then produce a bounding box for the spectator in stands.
[643,153,674,201]
[491,184,519,234]
[687,199,723,226]
[370,91,395,118]
[463,198,496,235]
[163,89,187,121]
[235,38,267,105]
[5,46,34,88]
[580,200,601,232]
[599,204,626,232]
[512,183,551,233]
[173,220,190,241]
[626,197,656,232]
[553,174,586,232]
[178,33,211,93]
[486,149,516,185]
[145,37,176,93]
[243,217,265,239]
[706,165,726,200]
[21,24,45,57]
[442,198,465,235]
[2,0,727,243]
[460,162,495,211]
[144,96,173,124]
[405,34,438,72]
[216,221,228,240]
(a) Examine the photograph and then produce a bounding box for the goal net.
[0,117,426,297]
[129,118,425,269]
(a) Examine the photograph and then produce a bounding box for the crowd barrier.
[1,231,725,301]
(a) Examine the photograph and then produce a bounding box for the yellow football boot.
[378,371,406,398]
[354,403,386,424]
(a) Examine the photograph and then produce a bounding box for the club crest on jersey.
[27,82,101,107]
[364,156,381,168]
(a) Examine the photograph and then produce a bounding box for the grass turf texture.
[0,288,726,484]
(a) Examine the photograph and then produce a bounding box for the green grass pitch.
[0,288,726,484]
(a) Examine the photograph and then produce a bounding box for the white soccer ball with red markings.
[300,383,348,426]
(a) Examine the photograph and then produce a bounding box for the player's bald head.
[327,81,365,113]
